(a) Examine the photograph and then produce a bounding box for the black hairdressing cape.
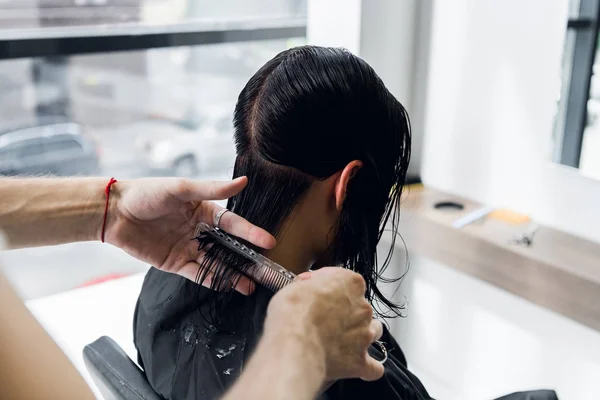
[133,268,558,400]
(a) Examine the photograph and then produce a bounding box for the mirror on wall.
[554,0,600,180]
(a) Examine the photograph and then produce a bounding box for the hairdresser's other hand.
[103,177,275,293]
[264,267,385,382]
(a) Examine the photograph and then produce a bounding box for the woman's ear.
[334,160,363,211]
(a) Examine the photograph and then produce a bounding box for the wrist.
[0,177,122,249]
[263,320,327,381]
[94,178,123,244]
[236,328,326,400]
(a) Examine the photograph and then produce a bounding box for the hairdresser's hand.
[264,267,385,382]
[103,177,275,293]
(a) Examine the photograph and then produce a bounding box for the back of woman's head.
[195,45,411,324]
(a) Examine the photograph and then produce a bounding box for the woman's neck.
[258,183,337,276]
[264,221,318,275]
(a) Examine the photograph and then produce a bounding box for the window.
[0,3,306,182]
[0,1,307,299]
[555,0,600,179]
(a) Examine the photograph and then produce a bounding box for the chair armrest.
[83,336,162,400]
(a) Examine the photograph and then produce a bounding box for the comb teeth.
[260,268,291,292]
[194,222,296,292]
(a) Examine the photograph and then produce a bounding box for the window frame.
[556,0,600,168]
[0,18,307,60]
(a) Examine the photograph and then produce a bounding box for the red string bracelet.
[101,177,118,243]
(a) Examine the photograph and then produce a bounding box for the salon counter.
[391,185,600,333]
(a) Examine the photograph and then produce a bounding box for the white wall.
[421,0,600,243]
[359,0,417,110]
[307,0,362,54]
[359,0,420,176]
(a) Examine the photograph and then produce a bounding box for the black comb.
[194,222,296,292]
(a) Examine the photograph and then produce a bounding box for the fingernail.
[297,271,312,280]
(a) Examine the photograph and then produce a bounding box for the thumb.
[359,355,385,382]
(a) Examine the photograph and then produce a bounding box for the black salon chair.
[83,336,162,400]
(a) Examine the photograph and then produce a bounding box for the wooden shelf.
[394,186,600,332]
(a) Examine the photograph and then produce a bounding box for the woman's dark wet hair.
[195,45,411,327]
